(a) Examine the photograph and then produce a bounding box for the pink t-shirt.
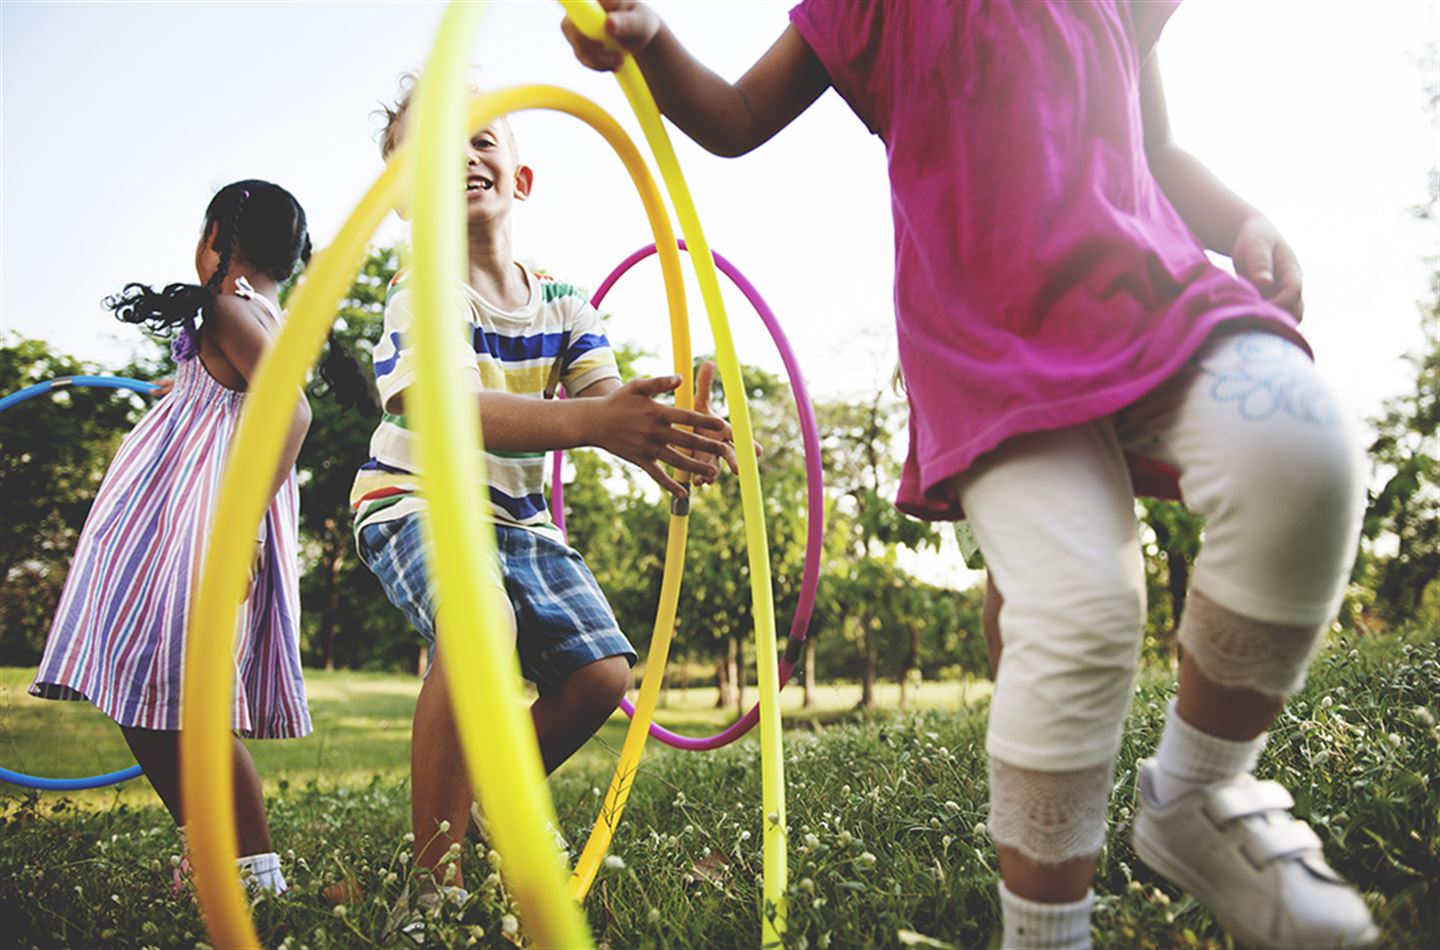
[790,0,1305,519]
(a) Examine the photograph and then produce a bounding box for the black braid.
[205,188,247,295]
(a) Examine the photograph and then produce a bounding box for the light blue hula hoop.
[1,375,161,791]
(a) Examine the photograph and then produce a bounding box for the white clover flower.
[333,905,347,918]
[973,822,987,837]
[740,830,752,842]
[1388,733,1403,749]
[858,851,877,868]
[648,907,661,923]
[438,820,451,834]
[604,854,626,870]
[1415,706,1436,727]
[501,915,519,935]
[943,800,961,813]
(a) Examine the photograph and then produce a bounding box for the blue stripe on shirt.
[563,332,610,368]
[489,485,548,522]
[373,331,403,379]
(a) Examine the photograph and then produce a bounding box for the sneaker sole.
[1132,815,1379,950]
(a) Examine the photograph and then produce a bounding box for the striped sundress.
[30,281,311,739]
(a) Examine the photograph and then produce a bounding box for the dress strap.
[232,276,282,323]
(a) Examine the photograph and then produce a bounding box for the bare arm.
[562,1,831,157]
[392,374,732,497]
[206,294,311,509]
[1141,54,1304,318]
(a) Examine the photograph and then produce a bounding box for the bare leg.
[530,656,631,773]
[1175,648,1282,741]
[411,614,630,886]
[410,655,475,886]
[983,571,1004,676]
[997,848,1097,903]
[120,726,273,856]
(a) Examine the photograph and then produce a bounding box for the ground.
[1,628,1435,948]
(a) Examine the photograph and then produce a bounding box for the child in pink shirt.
[567,3,1374,948]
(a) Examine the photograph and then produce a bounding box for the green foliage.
[1355,320,1439,629]
[0,335,168,664]
[292,246,411,672]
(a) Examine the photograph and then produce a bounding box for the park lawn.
[1,629,1434,949]
[0,666,989,808]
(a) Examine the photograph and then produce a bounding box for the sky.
[3,0,1438,589]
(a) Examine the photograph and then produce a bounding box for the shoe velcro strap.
[1240,820,1322,867]
[1204,779,1294,825]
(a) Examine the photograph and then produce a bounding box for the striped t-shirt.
[350,266,620,540]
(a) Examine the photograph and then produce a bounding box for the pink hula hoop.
[550,240,822,751]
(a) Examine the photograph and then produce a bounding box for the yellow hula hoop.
[559,2,789,941]
[179,79,692,950]
[184,1,785,944]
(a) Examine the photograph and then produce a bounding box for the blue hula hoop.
[1,375,160,791]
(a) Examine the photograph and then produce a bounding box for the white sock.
[999,881,1093,949]
[235,851,288,895]
[1151,699,1265,806]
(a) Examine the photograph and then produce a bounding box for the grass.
[1,630,1434,949]
[0,669,986,804]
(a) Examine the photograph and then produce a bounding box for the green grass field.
[1,631,1434,949]
[0,669,990,803]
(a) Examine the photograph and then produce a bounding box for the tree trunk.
[1166,545,1190,663]
[899,624,918,710]
[716,639,737,710]
[734,636,745,714]
[321,528,345,672]
[859,618,876,710]
[802,637,816,709]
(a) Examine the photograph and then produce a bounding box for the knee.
[1210,384,1365,537]
[564,656,631,725]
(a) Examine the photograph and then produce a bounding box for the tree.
[0,335,168,664]
[291,245,402,672]
[816,390,941,708]
[1352,59,1440,631]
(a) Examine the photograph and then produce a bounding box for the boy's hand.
[561,0,661,72]
[689,360,760,486]
[1232,215,1304,321]
[594,374,731,497]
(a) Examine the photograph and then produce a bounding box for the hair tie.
[241,189,250,199]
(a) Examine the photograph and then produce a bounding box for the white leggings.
[958,331,1364,772]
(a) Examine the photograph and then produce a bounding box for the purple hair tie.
[241,188,250,199]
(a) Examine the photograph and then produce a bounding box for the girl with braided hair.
[30,180,321,896]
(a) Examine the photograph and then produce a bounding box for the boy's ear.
[513,164,534,202]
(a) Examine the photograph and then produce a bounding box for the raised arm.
[562,1,831,157]
[1140,53,1304,319]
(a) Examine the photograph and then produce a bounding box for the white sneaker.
[1132,759,1378,949]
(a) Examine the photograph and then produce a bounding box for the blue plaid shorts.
[357,513,635,692]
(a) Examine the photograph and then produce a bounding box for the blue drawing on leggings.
[1195,333,1339,425]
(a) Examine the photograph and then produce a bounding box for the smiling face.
[383,108,533,227]
[463,121,532,225]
